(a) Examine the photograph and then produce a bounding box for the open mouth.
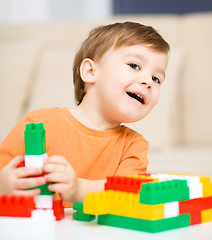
[126,92,145,104]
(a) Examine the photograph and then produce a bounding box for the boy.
[0,22,169,204]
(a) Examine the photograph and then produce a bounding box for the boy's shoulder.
[24,107,67,123]
[120,124,148,143]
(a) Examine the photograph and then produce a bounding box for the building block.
[34,195,53,209]
[24,123,46,155]
[53,199,65,221]
[74,172,212,233]
[83,191,112,215]
[200,176,212,198]
[0,195,35,217]
[164,201,179,218]
[28,182,54,195]
[179,196,212,214]
[25,153,48,168]
[84,190,165,220]
[190,211,202,225]
[73,202,95,221]
[98,214,190,233]
[105,176,154,193]
[139,180,189,204]
[201,208,212,223]
[31,209,55,221]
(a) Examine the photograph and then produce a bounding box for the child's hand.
[0,156,46,196]
[43,156,79,202]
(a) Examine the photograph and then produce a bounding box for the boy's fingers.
[15,188,41,196]
[45,172,68,183]
[16,167,43,178]
[43,163,64,174]
[45,156,68,166]
[16,176,46,190]
[48,183,66,193]
[7,156,24,168]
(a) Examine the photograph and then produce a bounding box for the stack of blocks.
[0,123,64,221]
[25,123,53,209]
[73,173,212,233]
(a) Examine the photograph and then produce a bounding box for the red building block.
[105,176,154,193]
[17,161,25,168]
[53,199,65,221]
[190,211,202,225]
[0,195,35,217]
[179,196,212,214]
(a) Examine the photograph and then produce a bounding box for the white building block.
[25,153,48,168]
[164,201,179,218]
[31,209,55,221]
[34,195,53,209]
[188,182,203,199]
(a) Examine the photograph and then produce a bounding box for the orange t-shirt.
[0,107,149,178]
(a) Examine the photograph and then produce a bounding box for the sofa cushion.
[182,13,212,146]
[0,39,43,141]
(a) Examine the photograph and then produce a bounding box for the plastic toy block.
[188,182,203,199]
[27,182,54,195]
[73,202,95,221]
[179,196,212,214]
[200,176,212,197]
[24,123,46,155]
[190,211,201,225]
[128,174,158,181]
[201,209,212,223]
[164,201,179,218]
[139,180,189,204]
[53,199,65,221]
[83,191,112,215]
[25,153,48,168]
[84,190,165,220]
[105,176,154,193]
[0,195,35,217]
[17,161,25,168]
[98,214,190,233]
[31,209,55,221]
[34,195,53,209]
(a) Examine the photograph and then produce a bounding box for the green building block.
[24,123,46,155]
[98,214,190,233]
[73,202,96,221]
[28,183,54,195]
[139,180,189,205]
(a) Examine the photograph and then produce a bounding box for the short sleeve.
[0,116,30,170]
[114,133,149,176]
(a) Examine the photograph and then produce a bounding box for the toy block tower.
[73,173,212,233]
[24,123,53,208]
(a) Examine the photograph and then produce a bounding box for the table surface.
[0,209,212,240]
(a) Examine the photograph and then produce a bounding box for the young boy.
[0,22,169,204]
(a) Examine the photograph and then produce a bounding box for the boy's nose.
[141,81,152,89]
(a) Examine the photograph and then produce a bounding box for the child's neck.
[69,103,120,131]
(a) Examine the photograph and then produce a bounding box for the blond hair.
[73,22,170,105]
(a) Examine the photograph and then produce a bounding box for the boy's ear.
[80,58,96,83]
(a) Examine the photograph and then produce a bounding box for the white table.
[0,209,212,240]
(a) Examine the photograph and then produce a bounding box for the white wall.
[0,0,113,24]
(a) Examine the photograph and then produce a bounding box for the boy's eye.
[128,63,140,70]
[152,76,161,84]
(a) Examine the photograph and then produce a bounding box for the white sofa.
[0,13,212,177]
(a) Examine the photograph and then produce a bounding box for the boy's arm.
[75,178,106,202]
[43,155,106,203]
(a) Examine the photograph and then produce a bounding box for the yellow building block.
[201,208,212,223]
[127,174,158,182]
[200,176,212,198]
[83,190,165,220]
[110,200,164,220]
[84,191,112,215]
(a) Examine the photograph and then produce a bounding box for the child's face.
[89,44,168,124]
